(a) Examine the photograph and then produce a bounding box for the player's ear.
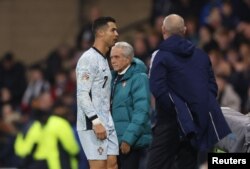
[96,29,104,37]
[98,25,108,37]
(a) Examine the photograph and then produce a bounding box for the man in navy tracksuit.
[147,14,231,169]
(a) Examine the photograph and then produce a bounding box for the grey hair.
[113,42,134,59]
[163,14,186,36]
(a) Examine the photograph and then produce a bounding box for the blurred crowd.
[0,0,250,168]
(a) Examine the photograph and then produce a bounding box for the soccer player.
[76,16,119,169]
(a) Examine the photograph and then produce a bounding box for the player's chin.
[113,38,118,44]
[110,42,116,47]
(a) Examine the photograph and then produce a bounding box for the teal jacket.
[111,58,152,148]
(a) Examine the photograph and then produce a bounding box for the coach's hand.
[93,123,107,140]
[120,142,131,154]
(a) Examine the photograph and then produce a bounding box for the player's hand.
[93,123,107,140]
[120,142,131,154]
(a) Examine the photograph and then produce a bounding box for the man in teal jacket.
[110,41,152,169]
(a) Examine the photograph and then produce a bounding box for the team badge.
[122,81,126,87]
[82,73,89,80]
[97,147,104,155]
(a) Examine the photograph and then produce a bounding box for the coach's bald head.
[162,14,186,39]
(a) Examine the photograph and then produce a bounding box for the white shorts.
[78,129,119,160]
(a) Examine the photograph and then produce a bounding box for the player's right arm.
[76,54,106,140]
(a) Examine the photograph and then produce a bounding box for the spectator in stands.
[206,7,222,30]
[0,52,26,107]
[147,29,161,53]
[220,0,239,29]
[214,28,233,54]
[246,87,250,113]
[45,44,72,84]
[229,41,250,113]
[133,29,150,65]
[169,0,205,21]
[0,87,12,107]
[208,49,231,77]
[153,16,165,35]
[199,0,221,26]
[216,74,241,111]
[185,16,199,45]
[235,0,250,22]
[50,70,69,101]
[198,24,215,49]
[76,6,101,51]
[21,65,50,113]
[150,0,172,25]
[0,103,21,167]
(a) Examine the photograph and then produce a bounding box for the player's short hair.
[92,16,116,35]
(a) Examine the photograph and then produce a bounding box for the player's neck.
[93,40,109,57]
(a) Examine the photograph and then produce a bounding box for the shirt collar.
[118,64,131,75]
[92,46,106,59]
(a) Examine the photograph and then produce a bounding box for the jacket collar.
[118,65,131,75]
[113,61,135,81]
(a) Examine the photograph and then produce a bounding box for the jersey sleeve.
[76,55,98,120]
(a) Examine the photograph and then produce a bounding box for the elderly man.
[110,42,152,169]
[147,14,231,169]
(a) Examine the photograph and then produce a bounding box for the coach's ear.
[183,26,187,35]
[162,24,170,38]
[162,24,166,35]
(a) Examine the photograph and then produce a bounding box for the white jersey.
[76,47,114,131]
